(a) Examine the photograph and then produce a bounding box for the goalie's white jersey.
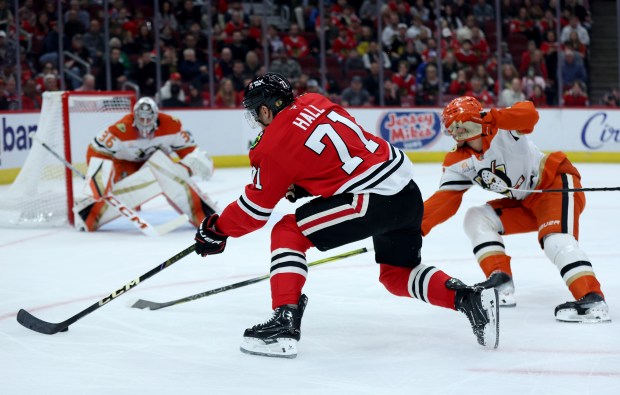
[87,113,197,163]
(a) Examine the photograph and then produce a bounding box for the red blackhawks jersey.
[217,93,415,237]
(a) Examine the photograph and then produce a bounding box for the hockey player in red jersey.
[423,96,610,323]
[193,73,500,358]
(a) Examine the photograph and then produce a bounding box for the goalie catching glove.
[195,214,228,256]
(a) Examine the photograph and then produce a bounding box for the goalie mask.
[442,96,483,142]
[133,97,159,138]
[242,73,294,129]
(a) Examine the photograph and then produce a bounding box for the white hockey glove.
[179,149,214,181]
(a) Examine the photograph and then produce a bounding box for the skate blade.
[555,308,612,324]
[481,288,500,349]
[240,337,298,359]
[498,293,516,308]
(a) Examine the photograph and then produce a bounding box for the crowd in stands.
[0,0,617,111]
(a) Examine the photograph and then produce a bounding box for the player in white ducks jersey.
[193,73,500,359]
[422,96,610,323]
[74,97,217,231]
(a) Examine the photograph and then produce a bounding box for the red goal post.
[0,91,136,227]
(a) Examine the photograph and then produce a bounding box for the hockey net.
[0,91,135,227]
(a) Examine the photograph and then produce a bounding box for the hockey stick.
[131,247,370,310]
[496,183,620,193]
[31,133,188,235]
[16,244,196,335]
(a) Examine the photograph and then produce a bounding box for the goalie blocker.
[74,150,218,232]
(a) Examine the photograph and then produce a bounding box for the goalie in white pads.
[422,96,610,323]
[74,97,218,232]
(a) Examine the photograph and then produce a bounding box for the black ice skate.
[475,271,516,308]
[447,278,499,349]
[240,294,308,358]
[555,292,611,323]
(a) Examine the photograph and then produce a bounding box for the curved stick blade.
[16,309,69,335]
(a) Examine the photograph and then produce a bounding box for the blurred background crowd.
[0,0,619,111]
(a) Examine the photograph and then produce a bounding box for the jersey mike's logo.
[378,111,441,150]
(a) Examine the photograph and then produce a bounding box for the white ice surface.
[0,164,618,395]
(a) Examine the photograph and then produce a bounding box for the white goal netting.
[0,91,134,227]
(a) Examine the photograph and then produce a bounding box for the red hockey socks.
[379,264,457,310]
[270,214,314,309]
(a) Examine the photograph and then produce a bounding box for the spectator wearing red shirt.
[214,77,242,108]
[470,26,489,62]
[224,9,247,36]
[509,7,535,39]
[529,83,547,107]
[537,9,557,36]
[387,0,411,15]
[448,69,472,95]
[520,49,548,80]
[455,39,479,68]
[330,27,357,63]
[33,13,51,42]
[441,27,461,53]
[391,60,416,97]
[563,80,588,107]
[283,23,309,58]
[247,15,263,43]
[465,76,494,106]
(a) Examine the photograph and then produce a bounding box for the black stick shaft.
[534,187,620,193]
[500,184,620,193]
[132,247,369,310]
[16,245,196,334]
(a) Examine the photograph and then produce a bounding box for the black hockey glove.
[285,184,312,203]
[195,214,228,256]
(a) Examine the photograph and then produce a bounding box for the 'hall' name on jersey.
[292,105,326,131]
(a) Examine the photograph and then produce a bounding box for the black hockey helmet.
[243,73,294,127]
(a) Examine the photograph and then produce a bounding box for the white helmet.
[133,97,159,138]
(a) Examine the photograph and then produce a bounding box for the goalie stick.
[131,247,370,310]
[31,133,188,236]
[16,244,196,335]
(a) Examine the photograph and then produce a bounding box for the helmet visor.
[244,108,261,129]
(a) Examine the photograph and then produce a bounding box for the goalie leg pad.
[146,150,219,226]
[75,160,163,231]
